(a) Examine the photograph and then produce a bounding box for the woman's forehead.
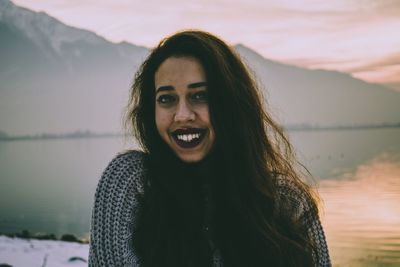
[154,57,206,88]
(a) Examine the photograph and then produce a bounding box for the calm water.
[0,128,399,266]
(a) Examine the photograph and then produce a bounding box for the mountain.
[0,0,149,135]
[235,44,400,127]
[0,0,399,136]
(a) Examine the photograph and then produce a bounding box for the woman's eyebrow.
[156,81,207,93]
[188,81,207,89]
[156,85,174,93]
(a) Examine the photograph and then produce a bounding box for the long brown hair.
[124,29,319,267]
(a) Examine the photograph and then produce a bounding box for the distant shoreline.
[0,230,88,244]
[0,131,124,142]
[1,123,399,141]
[284,123,400,132]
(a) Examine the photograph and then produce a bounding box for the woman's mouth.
[171,128,207,149]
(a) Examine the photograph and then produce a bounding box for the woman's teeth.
[177,133,200,142]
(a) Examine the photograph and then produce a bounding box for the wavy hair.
[124,29,319,267]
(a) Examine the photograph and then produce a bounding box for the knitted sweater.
[89,150,331,266]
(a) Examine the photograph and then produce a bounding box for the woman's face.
[154,56,215,163]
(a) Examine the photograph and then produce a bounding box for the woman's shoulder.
[108,149,147,168]
[274,175,318,221]
[96,149,148,196]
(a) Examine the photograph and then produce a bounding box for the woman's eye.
[191,91,208,102]
[157,94,176,105]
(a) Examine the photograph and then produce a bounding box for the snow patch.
[0,236,89,267]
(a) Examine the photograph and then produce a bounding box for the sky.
[13,0,400,91]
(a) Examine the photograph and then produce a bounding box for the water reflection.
[1,129,399,266]
[319,153,400,267]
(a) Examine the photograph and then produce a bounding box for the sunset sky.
[13,0,400,91]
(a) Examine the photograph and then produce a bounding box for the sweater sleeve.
[304,210,331,267]
[276,178,332,267]
[88,150,146,267]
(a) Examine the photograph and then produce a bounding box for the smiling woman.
[155,56,215,162]
[88,30,331,267]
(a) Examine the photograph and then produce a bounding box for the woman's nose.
[174,99,195,122]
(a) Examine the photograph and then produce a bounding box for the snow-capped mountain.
[1,0,102,53]
[0,0,147,65]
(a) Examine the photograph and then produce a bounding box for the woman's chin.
[175,152,206,163]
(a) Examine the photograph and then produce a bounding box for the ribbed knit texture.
[89,150,331,266]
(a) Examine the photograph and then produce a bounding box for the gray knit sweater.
[89,150,331,266]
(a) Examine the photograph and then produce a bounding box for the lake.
[1,128,399,266]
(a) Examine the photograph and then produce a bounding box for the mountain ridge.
[1,0,399,135]
[0,0,148,53]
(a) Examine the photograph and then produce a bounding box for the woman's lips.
[171,128,207,149]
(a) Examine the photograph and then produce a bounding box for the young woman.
[89,30,331,267]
